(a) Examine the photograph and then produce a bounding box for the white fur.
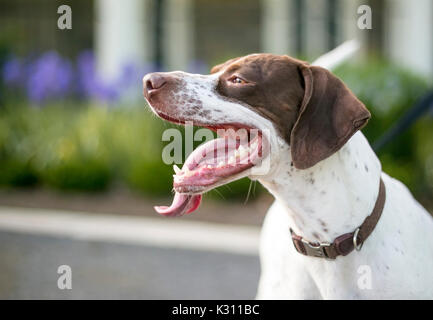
[256,132,433,299]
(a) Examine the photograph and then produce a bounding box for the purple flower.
[2,49,207,105]
[26,51,73,104]
[76,51,158,103]
[76,51,121,103]
[2,56,24,87]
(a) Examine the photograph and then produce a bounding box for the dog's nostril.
[146,79,155,91]
[146,74,167,91]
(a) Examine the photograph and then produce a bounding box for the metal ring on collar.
[353,228,363,251]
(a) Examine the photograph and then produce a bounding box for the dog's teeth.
[238,130,248,140]
[228,156,235,165]
[207,165,212,169]
[218,161,224,167]
[182,167,189,176]
[173,164,181,174]
[183,167,195,177]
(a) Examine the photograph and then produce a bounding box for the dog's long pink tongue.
[154,192,202,217]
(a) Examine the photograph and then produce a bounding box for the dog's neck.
[258,132,382,243]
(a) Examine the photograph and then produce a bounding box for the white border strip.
[0,206,260,256]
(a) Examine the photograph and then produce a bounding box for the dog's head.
[143,54,370,216]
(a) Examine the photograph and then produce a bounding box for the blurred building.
[0,0,432,80]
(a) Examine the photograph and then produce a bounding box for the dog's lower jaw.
[257,131,382,244]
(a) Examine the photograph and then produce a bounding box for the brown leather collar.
[290,178,386,260]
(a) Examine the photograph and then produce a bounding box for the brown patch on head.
[212,54,306,145]
[211,54,370,170]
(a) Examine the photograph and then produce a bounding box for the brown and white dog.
[143,52,433,299]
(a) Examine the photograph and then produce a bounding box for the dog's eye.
[228,76,247,84]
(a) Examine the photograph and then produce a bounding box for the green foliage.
[334,59,431,194]
[0,158,38,187]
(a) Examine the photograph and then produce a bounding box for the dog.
[143,53,433,299]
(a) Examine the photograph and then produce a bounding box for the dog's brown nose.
[143,73,167,98]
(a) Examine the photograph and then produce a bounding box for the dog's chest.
[258,176,433,299]
[258,201,356,299]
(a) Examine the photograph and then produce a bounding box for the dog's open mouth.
[154,115,264,217]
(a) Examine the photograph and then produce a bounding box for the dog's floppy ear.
[290,65,371,169]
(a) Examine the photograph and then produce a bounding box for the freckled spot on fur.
[318,219,326,227]
[195,101,203,108]
[354,163,358,169]
[309,178,315,184]
[385,265,390,270]
[365,164,369,172]
[323,228,328,233]
[183,110,196,116]
[320,190,326,195]
[312,232,320,240]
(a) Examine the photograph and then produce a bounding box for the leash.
[290,178,386,260]
[373,90,433,152]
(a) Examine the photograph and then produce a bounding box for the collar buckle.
[301,239,333,260]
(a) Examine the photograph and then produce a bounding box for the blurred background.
[0,0,432,299]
